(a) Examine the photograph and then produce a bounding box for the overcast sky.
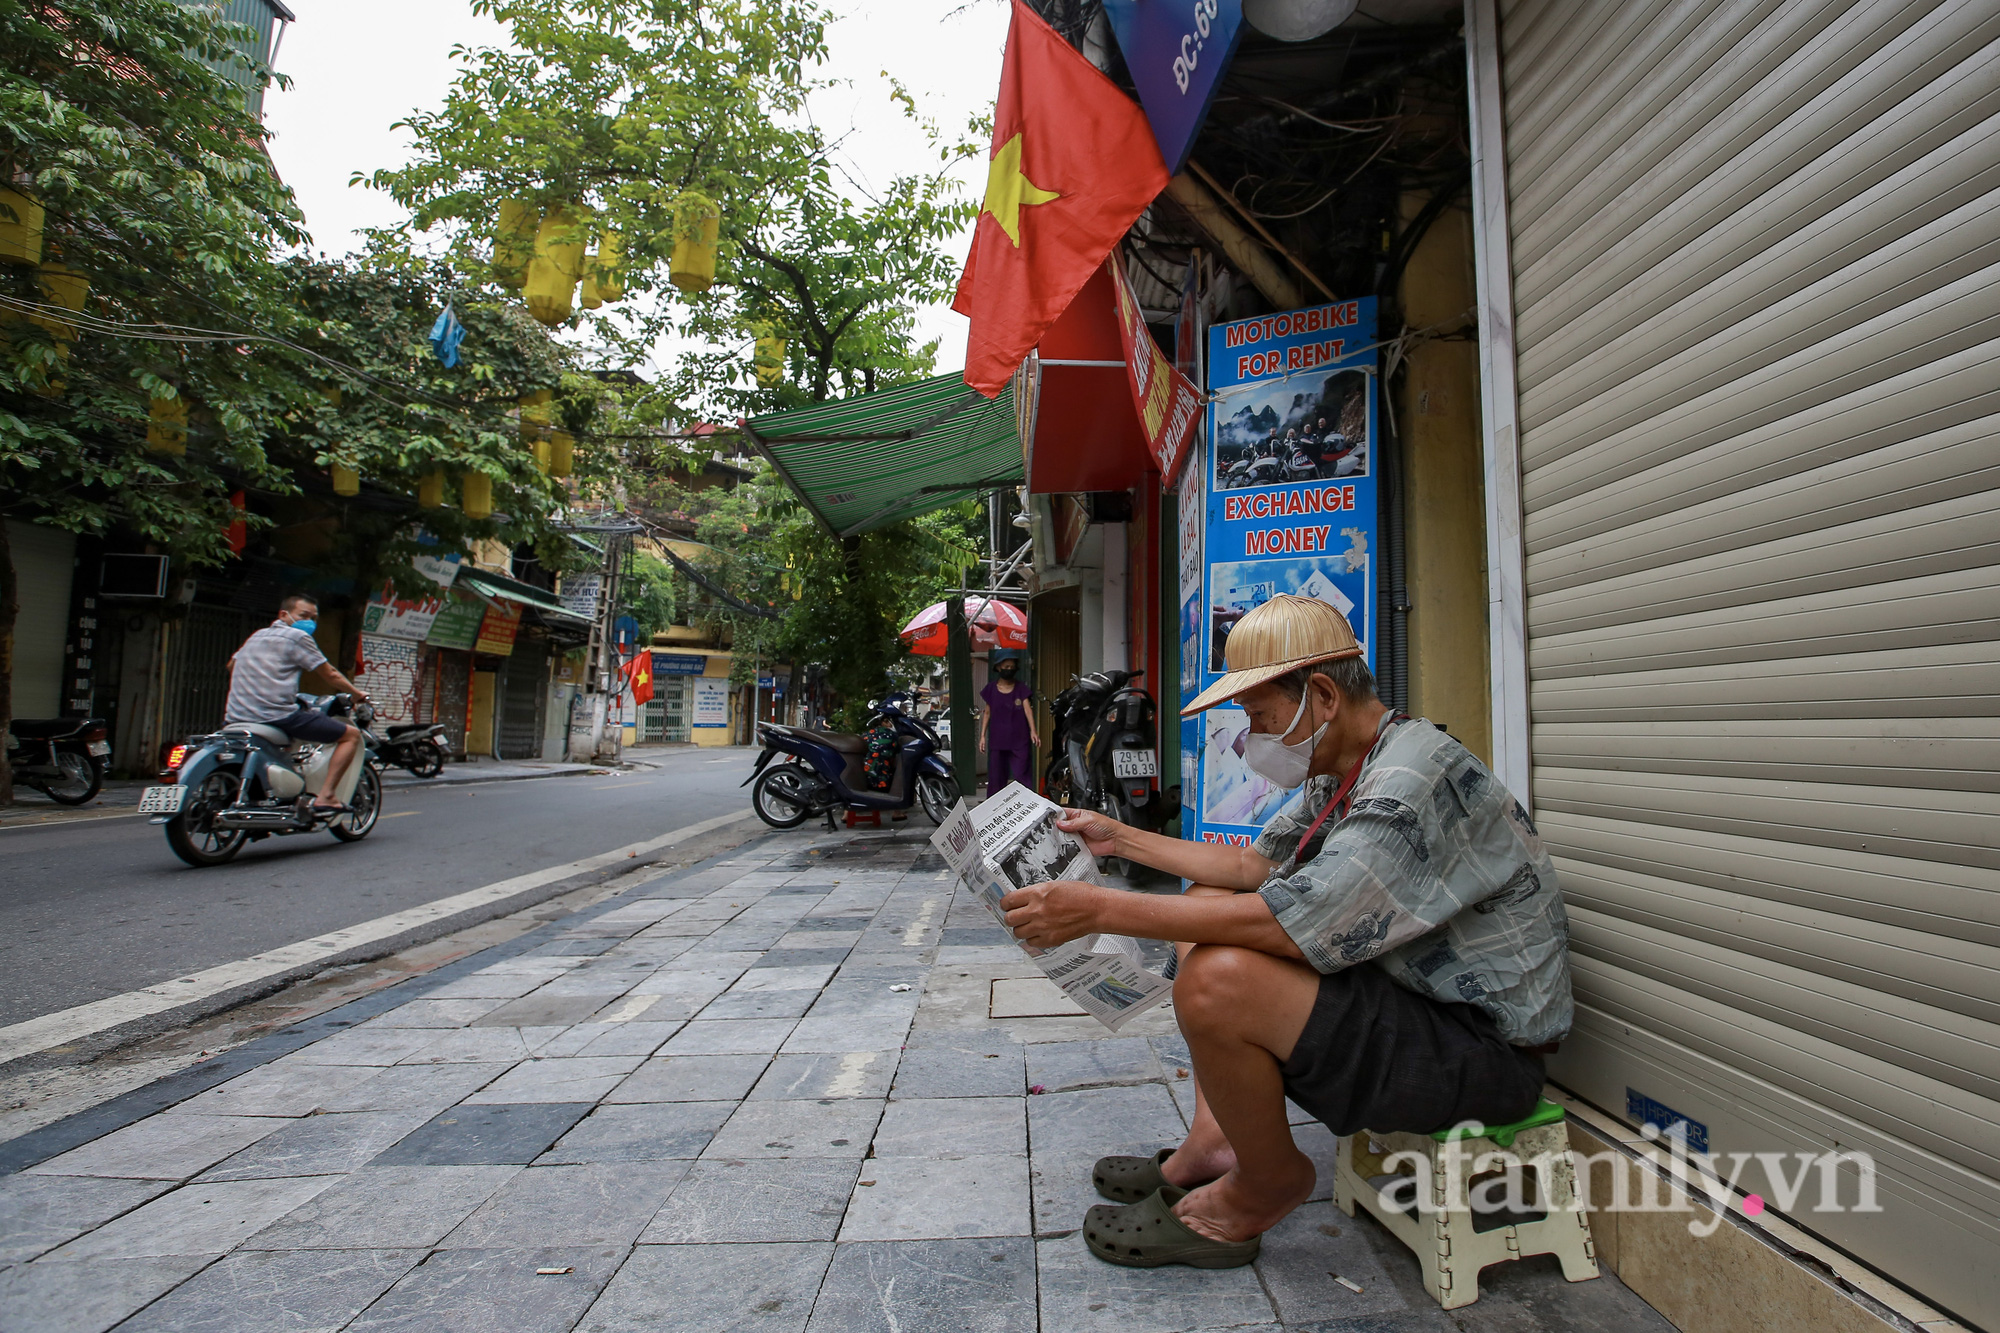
[261,0,1009,377]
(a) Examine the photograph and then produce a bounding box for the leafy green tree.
[637,469,978,727]
[0,0,308,801]
[364,0,977,415]
[0,0,602,801]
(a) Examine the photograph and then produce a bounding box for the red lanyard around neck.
[1292,713,1407,865]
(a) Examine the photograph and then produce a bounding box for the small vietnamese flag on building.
[954,0,1170,397]
[623,652,655,707]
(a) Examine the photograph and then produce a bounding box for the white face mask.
[1241,689,1328,790]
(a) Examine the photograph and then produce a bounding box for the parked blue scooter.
[744,693,959,829]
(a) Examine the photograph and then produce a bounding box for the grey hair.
[1274,655,1378,706]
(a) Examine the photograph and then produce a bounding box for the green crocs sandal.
[1083,1186,1262,1269]
[1093,1149,1173,1202]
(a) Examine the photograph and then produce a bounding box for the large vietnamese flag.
[954,0,1170,397]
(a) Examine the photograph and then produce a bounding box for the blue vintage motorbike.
[744,693,958,829]
[139,692,384,867]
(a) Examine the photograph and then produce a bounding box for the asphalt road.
[0,747,761,1028]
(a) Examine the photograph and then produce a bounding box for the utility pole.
[594,531,626,763]
[946,593,974,800]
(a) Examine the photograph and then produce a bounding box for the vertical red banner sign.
[1108,256,1203,482]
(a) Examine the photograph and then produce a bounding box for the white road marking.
[598,994,661,1023]
[825,1050,880,1097]
[0,809,759,1065]
[901,898,939,946]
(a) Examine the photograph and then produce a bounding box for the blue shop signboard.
[651,652,708,677]
[1180,297,1378,847]
[1101,0,1244,175]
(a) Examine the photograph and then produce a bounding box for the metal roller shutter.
[5,520,74,720]
[497,640,548,760]
[1489,0,2000,1318]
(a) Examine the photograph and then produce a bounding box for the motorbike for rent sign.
[1181,296,1378,848]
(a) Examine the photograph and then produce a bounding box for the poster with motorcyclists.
[1184,297,1379,849]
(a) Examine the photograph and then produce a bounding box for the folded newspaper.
[930,782,1172,1032]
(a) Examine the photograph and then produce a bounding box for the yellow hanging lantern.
[30,263,88,343]
[493,198,537,292]
[531,437,551,472]
[331,463,360,496]
[0,188,44,266]
[668,192,719,293]
[754,334,787,388]
[147,394,188,455]
[461,471,493,519]
[323,385,342,408]
[524,203,589,327]
[548,429,574,478]
[519,387,553,439]
[418,470,445,509]
[579,262,604,310]
[593,228,625,302]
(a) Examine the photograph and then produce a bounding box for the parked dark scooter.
[374,719,448,777]
[5,716,110,805]
[744,693,958,830]
[1041,669,1176,876]
[139,693,383,866]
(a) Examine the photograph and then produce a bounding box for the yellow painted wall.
[468,670,496,756]
[1397,191,1492,764]
[691,654,735,747]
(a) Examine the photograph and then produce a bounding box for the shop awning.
[457,569,591,628]
[1019,262,1159,495]
[741,373,1024,536]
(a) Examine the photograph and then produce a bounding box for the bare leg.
[1168,944,1322,1243]
[1161,886,1246,1188]
[313,725,362,809]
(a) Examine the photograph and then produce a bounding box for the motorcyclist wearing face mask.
[225,593,371,813]
[997,594,1572,1271]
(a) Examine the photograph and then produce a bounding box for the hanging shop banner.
[651,652,708,677]
[691,676,731,728]
[1101,0,1245,176]
[473,601,522,657]
[1182,296,1377,848]
[1109,256,1204,481]
[558,573,601,620]
[411,549,462,590]
[359,581,447,642]
[425,591,486,651]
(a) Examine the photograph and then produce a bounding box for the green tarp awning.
[458,570,589,626]
[741,373,1023,536]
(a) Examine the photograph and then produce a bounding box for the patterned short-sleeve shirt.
[1252,716,1573,1047]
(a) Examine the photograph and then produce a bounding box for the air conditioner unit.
[99,553,170,599]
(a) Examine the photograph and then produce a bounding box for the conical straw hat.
[1183,593,1361,716]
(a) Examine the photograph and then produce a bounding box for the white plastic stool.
[1333,1098,1599,1309]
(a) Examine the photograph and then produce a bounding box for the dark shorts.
[1279,962,1545,1137]
[272,708,351,743]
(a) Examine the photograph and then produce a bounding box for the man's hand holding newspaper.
[929,782,1171,1032]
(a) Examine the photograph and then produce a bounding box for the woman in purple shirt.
[979,654,1039,796]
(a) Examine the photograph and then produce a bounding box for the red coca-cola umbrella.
[899,597,1028,656]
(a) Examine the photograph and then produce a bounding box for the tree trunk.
[0,518,16,805]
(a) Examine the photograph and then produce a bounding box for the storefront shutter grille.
[1495,0,2000,1316]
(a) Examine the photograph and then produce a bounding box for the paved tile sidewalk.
[0,828,1670,1331]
